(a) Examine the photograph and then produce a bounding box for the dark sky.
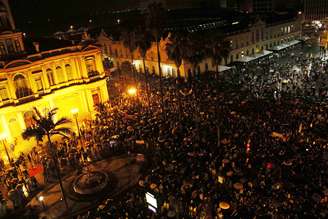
[10,0,140,35]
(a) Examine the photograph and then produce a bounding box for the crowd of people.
[79,49,328,218]
[1,44,328,219]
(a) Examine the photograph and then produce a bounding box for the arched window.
[47,69,55,86]
[14,74,32,98]
[65,64,74,81]
[56,66,65,83]
[85,56,98,77]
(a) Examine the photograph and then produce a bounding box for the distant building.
[98,9,302,78]
[220,0,302,13]
[0,0,108,160]
[139,0,219,9]
[252,0,273,13]
[303,0,328,21]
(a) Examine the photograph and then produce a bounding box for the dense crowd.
[81,51,328,218]
[1,45,328,218]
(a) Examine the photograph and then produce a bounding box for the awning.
[270,40,301,51]
[238,50,273,63]
[218,65,232,72]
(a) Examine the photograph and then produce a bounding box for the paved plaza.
[27,155,145,218]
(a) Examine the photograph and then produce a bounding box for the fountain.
[68,170,112,201]
[73,171,109,195]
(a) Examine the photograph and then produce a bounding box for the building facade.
[97,12,301,78]
[304,0,328,21]
[0,45,108,160]
[0,0,109,161]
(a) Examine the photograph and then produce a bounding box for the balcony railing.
[87,70,100,78]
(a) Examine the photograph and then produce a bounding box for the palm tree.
[146,2,167,111]
[22,107,71,210]
[185,33,206,80]
[166,31,190,79]
[208,35,231,76]
[136,28,153,107]
[120,25,138,81]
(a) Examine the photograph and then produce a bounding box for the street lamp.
[38,195,46,210]
[70,108,82,144]
[0,133,12,166]
[127,86,137,97]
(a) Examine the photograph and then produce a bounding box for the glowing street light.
[0,132,12,166]
[38,195,46,210]
[127,86,137,97]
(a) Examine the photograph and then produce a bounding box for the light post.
[71,108,82,146]
[38,195,46,210]
[0,133,12,166]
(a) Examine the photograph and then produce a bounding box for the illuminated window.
[35,77,43,91]
[65,64,74,81]
[85,56,99,77]
[56,66,65,83]
[14,74,32,98]
[47,69,55,86]
[24,111,35,128]
[0,85,9,101]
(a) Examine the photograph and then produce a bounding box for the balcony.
[87,70,100,78]
[16,95,37,104]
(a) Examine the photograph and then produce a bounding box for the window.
[56,66,65,83]
[108,45,112,56]
[35,77,43,91]
[65,64,74,81]
[46,69,55,86]
[6,39,14,53]
[172,68,176,77]
[85,56,98,77]
[14,74,32,98]
[92,93,100,106]
[15,40,21,52]
[0,85,9,101]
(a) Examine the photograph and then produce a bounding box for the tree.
[135,28,153,107]
[185,33,206,80]
[166,31,190,79]
[120,25,138,81]
[22,107,71,210]
[146,2,168,111]
[208,34,231,76]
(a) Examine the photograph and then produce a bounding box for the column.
[7,75,16,100]
[78,57,89,79]
[95,53,104,75]
[26,71,37,94]
[41,66,50,89]
[61,62,68,82]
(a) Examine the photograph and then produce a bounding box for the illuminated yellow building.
[0,0,109,160]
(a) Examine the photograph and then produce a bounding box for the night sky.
[10,0,140,35]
